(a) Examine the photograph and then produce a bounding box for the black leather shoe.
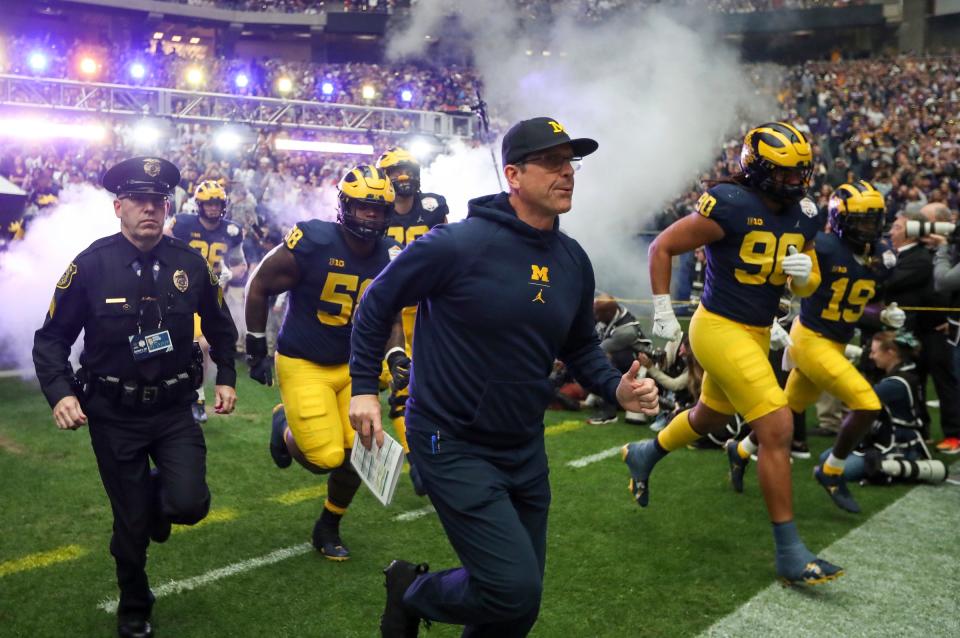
[380,559,429,637]
[118,618,153,638]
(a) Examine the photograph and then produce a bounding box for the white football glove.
[880,302,906,329]
[781,246,813,287]
[769,321,793,351]
[218,268,233,289]
[844,343,863,362]
[882,249,897,270]
[652,294,682,341]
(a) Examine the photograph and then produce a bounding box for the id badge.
[129,329,174,361]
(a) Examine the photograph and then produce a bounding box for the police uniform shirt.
[169,214,243,272]
[277,220,399,366]
[385,193,448,248]
[799,232,894,343]
[696,183,821,327]
[33,234,238,408]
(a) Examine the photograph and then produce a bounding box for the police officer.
[349,117,660,637]
[32,157,238,638]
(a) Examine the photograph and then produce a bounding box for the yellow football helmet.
[376,147,420,196]
[739,122,813,203]
[337,165,395,240]
[828,180,885,251]
[194,180,228,219]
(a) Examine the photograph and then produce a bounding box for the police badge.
[143,158,161,178]
[173,269,189,292]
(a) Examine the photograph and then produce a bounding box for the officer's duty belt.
[90,373,194,410]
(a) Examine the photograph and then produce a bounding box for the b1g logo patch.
[56,263,77,289]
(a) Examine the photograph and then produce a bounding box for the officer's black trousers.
[405,429,550,638]
[86,395,210,620]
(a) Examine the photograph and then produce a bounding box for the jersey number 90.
[317,273,373,326]
[735,231,805,286]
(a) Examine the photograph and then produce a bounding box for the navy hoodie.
[350,192,621,447]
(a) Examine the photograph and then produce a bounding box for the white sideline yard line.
[97,543,312,615]
[566,445,622,468]
[393,505,435,522]
[0,368,31,379]
[700,480,960,638]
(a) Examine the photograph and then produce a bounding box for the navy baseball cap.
[501,117,599,166]
[102,156,180,197]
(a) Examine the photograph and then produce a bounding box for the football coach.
[348,117,660,637]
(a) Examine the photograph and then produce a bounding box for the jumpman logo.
[532,290,546,304]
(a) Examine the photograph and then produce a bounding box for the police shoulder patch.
[800,198,818,219]
[421,196,438,212]
[56,263,78,289]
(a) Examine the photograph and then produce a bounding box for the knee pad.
[304,446,345,471]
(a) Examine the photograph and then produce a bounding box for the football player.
[166,180,245,424]
[375,147,448,495]
[244,165,405,560]
[623,122,844,586]
[726,181,905,514]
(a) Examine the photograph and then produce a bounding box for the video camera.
[905,220,960,243]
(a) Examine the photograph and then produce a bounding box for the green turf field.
[0,371,950,637]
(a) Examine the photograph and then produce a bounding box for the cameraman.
[587,294,649,424]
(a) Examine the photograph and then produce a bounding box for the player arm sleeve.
[788,246,821,297]
[198,264,238,387]
[350,227,458,396]
[32,261,88,408]
[558,251,621,406]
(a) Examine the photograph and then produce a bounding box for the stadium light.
[28,51,48,72]
[274,139,374,155]
[79,57,98,76]
[152,32,164,40]
[277,77,293,95]
[171,35,182,43]
[186,67,204,87]
[408,138,435,161]
[235,73,249,89]
[215,129,242,153]
[321,81,335,96]
[129,62,146,80]
[0,117,106,142]
[400,89,413,103]
[189,37,200,45]
[131,121,161,148]
[361,84,376,100]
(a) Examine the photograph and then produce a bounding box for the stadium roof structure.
[0,74,476,139]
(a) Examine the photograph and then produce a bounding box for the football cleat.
[621,442,654,507]
[312,518,350,561]
[790,441,811,460]
[270,404,292,469]
[725,439,749,494]
[814,465,860,513]
[778,557,845,587]
[380,559,429,638]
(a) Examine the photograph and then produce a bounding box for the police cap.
[501,117,598,167]
[102,157,180,197]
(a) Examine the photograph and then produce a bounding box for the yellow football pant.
[690,306,788,422]
[275,354,354,470]
[784,320,880,413]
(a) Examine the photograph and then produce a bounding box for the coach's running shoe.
[587,413,618,425]
[936,437,960,454]
[725,439,749,494]
[790,441,811,460]
[192,400,207,425]
[270,404,292,469]
[380,560,429,637]
[622,441,658,507]
[778,557,845,587]
[312,517,350,561]
[814,465,860,513]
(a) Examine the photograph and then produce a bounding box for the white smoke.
[393,2,777,308]
[0,184,119,376]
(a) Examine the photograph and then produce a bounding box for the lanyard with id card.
[129,269,173,361]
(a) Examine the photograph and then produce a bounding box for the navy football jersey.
[697,183,822,326]
[385,192,448,248]
[277,220,400,365]
[799,232,894,343]
[169,213,243,273]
